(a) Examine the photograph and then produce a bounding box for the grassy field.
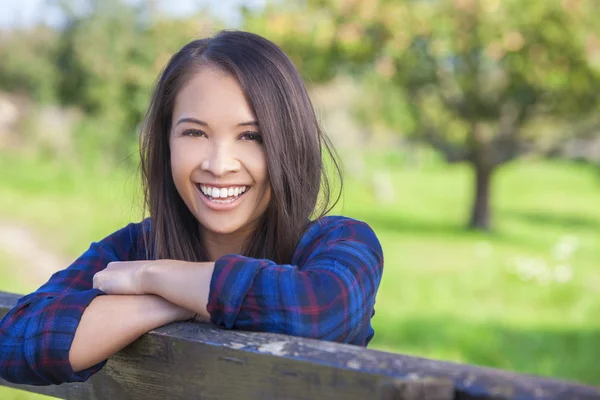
[0,152,598,399]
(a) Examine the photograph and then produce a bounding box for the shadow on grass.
[353,211,519,243]
[502,210,600,232]
[352,211,467,236]
[371,316,600,386]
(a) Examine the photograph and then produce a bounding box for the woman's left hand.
[93,261,150,295]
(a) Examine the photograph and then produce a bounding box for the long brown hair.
[140,30,342,264]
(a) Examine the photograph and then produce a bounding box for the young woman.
[0,30,383,386]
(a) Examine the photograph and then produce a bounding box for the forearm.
[142,260,214,320]
[70,294,192,372]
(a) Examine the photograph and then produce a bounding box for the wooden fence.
[0,291,598,400]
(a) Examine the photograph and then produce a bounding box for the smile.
[197,184,248,205]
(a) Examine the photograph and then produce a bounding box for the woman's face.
[170,67,271,243]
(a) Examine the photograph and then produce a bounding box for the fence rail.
[1,291,598,400]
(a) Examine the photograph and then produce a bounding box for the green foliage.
[247,0,600,159]
[54,0,216,162]
[0,27,60,104]
[245,0,600,229]
[0,0,220,164]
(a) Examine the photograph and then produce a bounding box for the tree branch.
[570,120,600,139]
[419,127,470,163]
[406,89,470,163]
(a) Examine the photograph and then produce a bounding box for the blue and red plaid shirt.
[0,216,383,385]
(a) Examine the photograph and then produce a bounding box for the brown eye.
[182,129,207,138]
[240,131,263,143]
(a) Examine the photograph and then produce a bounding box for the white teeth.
[200,185,248,200]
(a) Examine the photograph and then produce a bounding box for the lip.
[198,183,250,188]
[195,184,249,211]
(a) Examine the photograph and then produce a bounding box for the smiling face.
[169,67,271,256]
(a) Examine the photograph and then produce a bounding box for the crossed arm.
[0,218,382,385]
[70,260,215,372]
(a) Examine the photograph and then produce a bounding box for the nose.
[200,141,240,177]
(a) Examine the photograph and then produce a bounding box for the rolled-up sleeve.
[207,218,383,346]
[0,222,142,385]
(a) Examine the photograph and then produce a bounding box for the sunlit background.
[1,0,599,398]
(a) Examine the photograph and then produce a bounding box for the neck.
[201,230,249,261]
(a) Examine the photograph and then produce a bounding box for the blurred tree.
[0,0,217,164]
[55,0,215,162]
[0,26,60,104]
[245,0,600,230]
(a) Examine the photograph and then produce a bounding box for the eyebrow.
[174,117,259,127]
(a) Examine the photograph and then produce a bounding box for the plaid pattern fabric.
[209,216,383,344]
[0,216,383,385]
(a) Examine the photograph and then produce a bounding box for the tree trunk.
[468,163,494,231]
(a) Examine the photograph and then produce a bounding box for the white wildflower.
[554,264,573,284]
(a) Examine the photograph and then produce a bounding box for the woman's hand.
[93,259,215,321]
[93,261,149,295]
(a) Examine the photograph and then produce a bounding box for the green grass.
[340,159,600,384]
[0,151,598,398]
[0,387,55,400]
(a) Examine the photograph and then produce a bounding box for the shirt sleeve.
[207,218,383,346]
[0,222,141,385]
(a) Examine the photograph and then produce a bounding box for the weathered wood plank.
[378,378,454,400]
[1,291,599,400]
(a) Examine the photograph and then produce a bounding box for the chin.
[204,224,242,235]
[197,215,247,236]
